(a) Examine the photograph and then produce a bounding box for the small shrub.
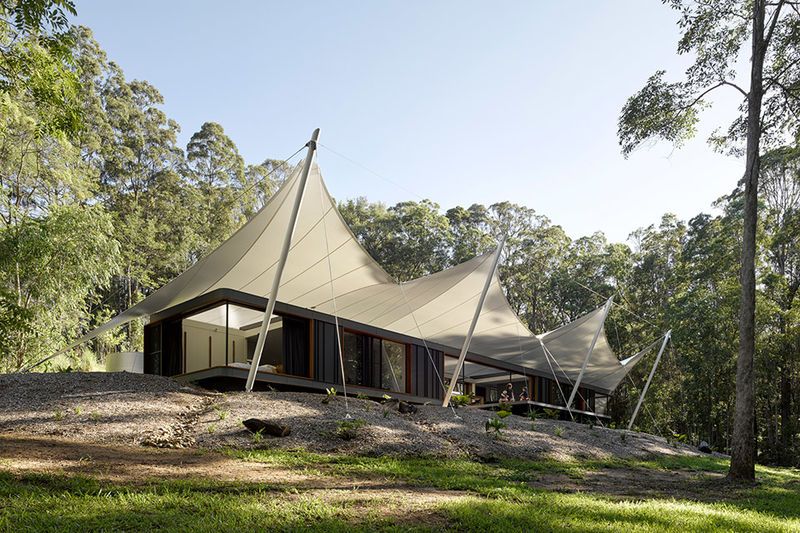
[217,410,229,421]
[485,417,506,438]
[53,410,65,421]
[554,425,565,438]
[528,411,538,421]
[543,408,560,420]
[73,406,83,415]
[207,424,217,434]
[498,401,512,412]
[451,394,472,407]
[336,418,367,440]
[496,410,512,419]
[356,393,369,400]
[90,411,101,422]
[322,387,337,404]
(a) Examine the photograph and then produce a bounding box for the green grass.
[1,451,798,532]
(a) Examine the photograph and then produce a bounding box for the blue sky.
[73,1,745,243]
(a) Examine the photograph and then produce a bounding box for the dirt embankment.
[0,372,701,461]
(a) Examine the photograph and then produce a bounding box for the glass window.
[343,331,365,385]
[342,331,407,392]
[381,340,406,392]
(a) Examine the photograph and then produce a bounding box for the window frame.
[341,327,409,394]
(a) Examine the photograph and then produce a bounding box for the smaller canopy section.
[448,301,658,393]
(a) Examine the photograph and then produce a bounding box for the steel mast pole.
[245,128,320,392]
[442,235,506,407]
[565,297,613,411]
[627,330,671,430]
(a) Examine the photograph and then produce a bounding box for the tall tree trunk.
[729,0,766,482]
[780,366,791,463]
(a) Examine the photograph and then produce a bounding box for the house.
[67,136,657,420]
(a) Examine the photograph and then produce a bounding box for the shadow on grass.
[234,448,800,524]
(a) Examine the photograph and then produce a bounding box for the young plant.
[336,418,367,440]
[322,387,337,404]
[252,429,264,444]
[496,410,512,419]
[90,411,101,422]
[207,424,217,434]
[217,410,229,421]
[53,410,65,421]
[485,417,507,439]
[451,394,472,407]
[356,393,369,401]
[528,410,538,421]
[554,425,565,438]
[543,408,560,420]
[73,406,83,415]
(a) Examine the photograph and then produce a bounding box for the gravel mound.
[0,372,211,446]
[0,372,700,460]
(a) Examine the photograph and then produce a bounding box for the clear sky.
[72,0,746,243]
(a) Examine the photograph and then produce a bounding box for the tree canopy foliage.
[0,1,799,469]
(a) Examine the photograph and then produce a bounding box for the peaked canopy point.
[72,158,655,394]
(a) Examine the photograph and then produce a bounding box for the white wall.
[183,319,248,373]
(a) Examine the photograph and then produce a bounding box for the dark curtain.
[283,317,309,377]
[143,323,162,375]
[161,319,183,376]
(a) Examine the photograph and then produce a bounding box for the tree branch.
[683,80,749,113]
[764,0,786,49]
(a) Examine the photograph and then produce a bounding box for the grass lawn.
[1,450,799,532]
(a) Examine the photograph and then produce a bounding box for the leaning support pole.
[627,330,671,431]
[442,235,506,407]
[565,297,613,411]
[245,128,320,392]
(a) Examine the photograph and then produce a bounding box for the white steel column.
[245,128,320,392]
[627,330,671,430]
[442,235,506,407]
[565,297,613,411]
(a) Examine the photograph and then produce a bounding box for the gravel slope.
[0,372,701,460]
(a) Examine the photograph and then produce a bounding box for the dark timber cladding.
[142,288,608,403]
[410,345,444,400]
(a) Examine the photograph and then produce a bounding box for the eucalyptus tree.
[244,159,294,217]
[0,2,122,370]
[759,145,800,463]
[618,0,800,480]
[382,200,453,281]
[446,204,496,263]
[67,27,193,351]
[185,121,250,259]
[338,197,393,270]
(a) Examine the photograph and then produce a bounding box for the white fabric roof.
[77,159,649,393]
